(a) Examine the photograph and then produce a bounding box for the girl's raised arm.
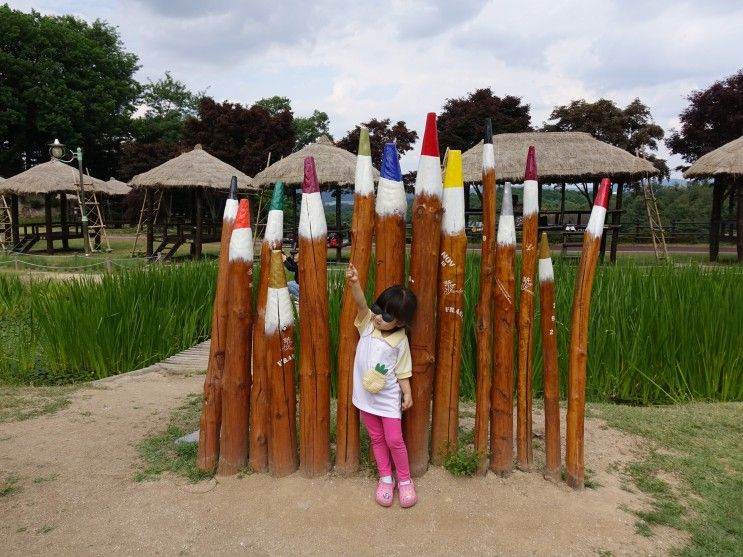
[346,263,369,318]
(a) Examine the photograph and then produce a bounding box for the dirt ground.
[0,371,686,556]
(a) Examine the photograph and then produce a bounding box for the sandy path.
[0,371,684,556]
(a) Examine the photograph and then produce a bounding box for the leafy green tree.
[182,97,295,176]
[119,72,200,179]
[543,98,667,177]
[294,110,332,150]
[337,118,418,164]
[438,88,532,152]
[666,69,743,165]
[0,5,140,178]
[254,96,292,117]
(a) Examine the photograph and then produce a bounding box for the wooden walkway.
[93,339,211,385]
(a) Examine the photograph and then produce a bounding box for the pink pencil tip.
[421,112,439,157]
[303,157,320,193]
[595,178,612,208]
[524,146,538,181]
[234,198,251,228]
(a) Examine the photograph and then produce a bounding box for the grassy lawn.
[592,402,742,556]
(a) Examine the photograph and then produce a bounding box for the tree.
[182,97,295,176]
[543,98,667,177]
[254,96,292,117]
[666,70,743,165]
[337,118,418,163]
[0,6,140,178]
[118,72,201,179]
[666,70,743,262]
[437,88,532,152]
[294,110,332,151]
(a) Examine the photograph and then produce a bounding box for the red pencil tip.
[303,157,320,193]
[595,177,612,208]
[421,112,439,157]
[234,198,250,228]
[524,146,538,181]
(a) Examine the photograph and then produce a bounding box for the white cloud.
[7,0,743,176]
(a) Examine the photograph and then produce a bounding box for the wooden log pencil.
[431,150,467,464]
[474,118,496,475]
[335,127,375,474]
[197,177,238,472]
[405,113,444,476]
[298,157,331,477]
[217,199,254,475]
[250,181,284,473]
[490,182,516,475]
[566,177,611,489]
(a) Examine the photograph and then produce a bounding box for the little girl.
[346,263,418,508]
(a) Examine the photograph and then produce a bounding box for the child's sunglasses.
[371,304,396,323]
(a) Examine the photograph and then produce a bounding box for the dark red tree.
[337,118,418,165]
[437,88,532,152]
[182,97,295,176]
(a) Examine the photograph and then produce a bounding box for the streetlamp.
[49,139,91,255]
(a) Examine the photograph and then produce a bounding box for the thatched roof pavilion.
[460,132,658,263]
[684,136,743,262]
[99,178,131,196]
[252,135,380,259]
[684,136,743,178]
[0,160,113,254]
[129,144,254,191]
[129,144,255,259]
[461,132,658,183]
[252,135,379,187]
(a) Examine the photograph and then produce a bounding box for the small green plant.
[442,443,484,477]
[1,473,20,497]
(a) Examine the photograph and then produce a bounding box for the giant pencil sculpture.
[336,127,375,474]
[298,157,331,477]
[266,249,298,477]
[474,119,496,475]
[405,113,444,476]
[490,182,516,475]
[217,199,253,475]
[250,182,284,473]
[538,233,560,481]
[197,177,239,472]
[517,146,539,470]
[431,150,466,465]
[566,178,611,489]
[374,142,407,297]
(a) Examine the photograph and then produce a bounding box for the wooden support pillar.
[146,188,154,257]
[60,193,69,250]
[195,187,203,259]
[710,177,725,262]
[559,183,566,225]
[609,182,624,263]
[44,193,54,254]
[11,194,20,245]
[335,184,342,262]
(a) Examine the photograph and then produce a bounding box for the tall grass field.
[0,255,740,404]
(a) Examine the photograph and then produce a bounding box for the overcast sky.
[9,0,743,177]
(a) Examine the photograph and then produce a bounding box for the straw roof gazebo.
[684,136,743,262]
[1,159,110,253]
[460,132,659,263]
[461,132,658,182]
[129,144,255,259]
[98,177,131,197]
[252,135,380,259]
[252,135,380,186]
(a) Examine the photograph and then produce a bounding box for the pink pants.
[361,411,411,483]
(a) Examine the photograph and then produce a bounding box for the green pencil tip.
[270,181,285,210]
[358,126,371,156]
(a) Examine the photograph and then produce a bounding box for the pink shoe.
[398,481,417,508]
[375,479,394,507]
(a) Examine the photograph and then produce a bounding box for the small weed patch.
[135,394,212,483]
[1,473,21,497]
[0,385,78,423]
[441,443,483,477]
